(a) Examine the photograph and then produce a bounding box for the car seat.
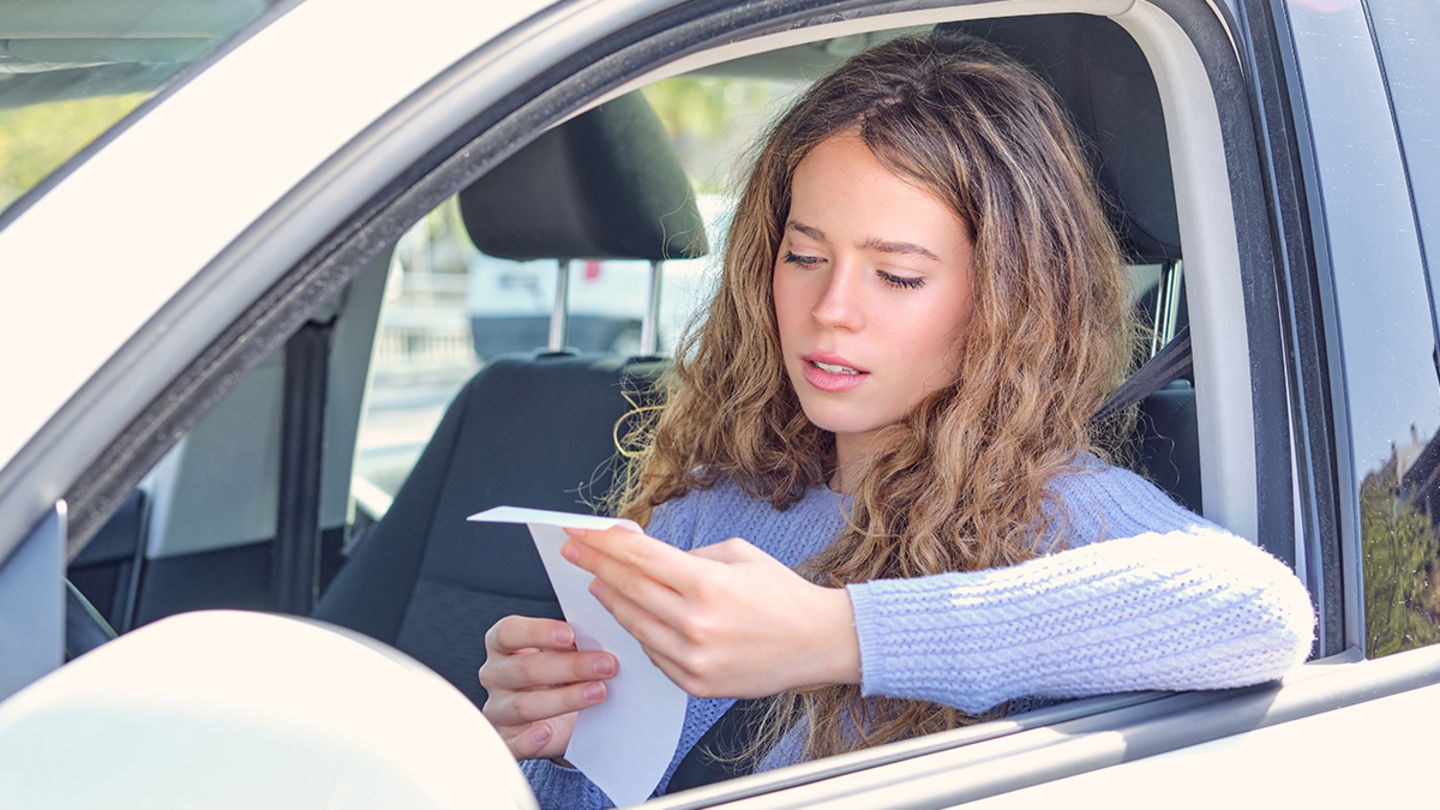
[942,15,1201,512]
[312,91,707,707]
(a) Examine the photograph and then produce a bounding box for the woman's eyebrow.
[859,237,941,262]
[786,220,940,262]
[786,220,827,242]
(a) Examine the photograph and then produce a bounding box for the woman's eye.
[878,270,925,289]
[783,250,823,267]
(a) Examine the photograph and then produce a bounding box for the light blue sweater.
[523,460,1315,807]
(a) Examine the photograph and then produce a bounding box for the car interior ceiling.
[66,13,1200,713]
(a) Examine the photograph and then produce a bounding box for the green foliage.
[0,92,149,212]
[1360,457,1440,657]
[642,77,799,194]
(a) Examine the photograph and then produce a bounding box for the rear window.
[0,0,286,219]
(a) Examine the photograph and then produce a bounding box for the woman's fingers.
[480,647,618,692]
[485,679,609,728]
[564,527,707,595]
[574,555,693,630]
[485,615,576,655]
[504,719,564,761]
[688,536,761,563]
[587,577,688,654]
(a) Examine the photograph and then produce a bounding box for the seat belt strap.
[1091,325,1192,424]
[666,698,767,793]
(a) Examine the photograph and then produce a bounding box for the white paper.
[467,506,688,806]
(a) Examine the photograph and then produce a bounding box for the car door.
[4,0,1435,807]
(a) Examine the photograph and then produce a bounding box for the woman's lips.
[800,354,870,392]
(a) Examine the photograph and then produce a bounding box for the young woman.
[478,34,1315,806]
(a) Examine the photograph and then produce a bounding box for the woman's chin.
[799,409,886,440]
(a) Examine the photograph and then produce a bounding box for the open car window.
[353,77,787,520]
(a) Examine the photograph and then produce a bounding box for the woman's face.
[773,132,976,449]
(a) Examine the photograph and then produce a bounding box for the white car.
[1,0,1437,807]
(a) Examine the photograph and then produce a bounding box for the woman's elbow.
[1207,541,1316,686]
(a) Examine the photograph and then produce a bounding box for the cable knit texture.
[522,458,1315,808]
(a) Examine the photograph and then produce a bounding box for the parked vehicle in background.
[0,0,1437,807]
[465,195,726,359]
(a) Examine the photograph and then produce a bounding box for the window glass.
[1361,0,1440,655]
[1367,1,1440,319]
[0,0,283,218]
[1287,0,1440,656]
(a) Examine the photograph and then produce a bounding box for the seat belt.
[1092,325,1192,424]
[668,327,1196,792]
[65,579,117,660]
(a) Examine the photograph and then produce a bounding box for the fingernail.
[561,542,579,562]
[531,724,551,744]
[553,625,573,645]
[595,656,616,677]
[584,683,605,702]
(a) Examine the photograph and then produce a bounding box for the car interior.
[62,9,1243,777]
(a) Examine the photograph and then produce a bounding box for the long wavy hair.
[610,34,1131,762]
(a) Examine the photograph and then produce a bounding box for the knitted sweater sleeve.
[845,465,1316,714]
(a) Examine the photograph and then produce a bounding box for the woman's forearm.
[845,528,1315,713]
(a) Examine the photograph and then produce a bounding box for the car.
[1,0,1438,807]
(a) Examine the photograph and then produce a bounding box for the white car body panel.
[0,610,538,810]
[967,679,1440,808]
[0,0,550,472]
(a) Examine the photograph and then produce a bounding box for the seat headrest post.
[641,260,664,356]
[548,261,571,352]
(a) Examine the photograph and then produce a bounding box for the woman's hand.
[478,615,618,761]
[561,528,860,699]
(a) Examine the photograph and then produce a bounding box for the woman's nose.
[811,265,865,331]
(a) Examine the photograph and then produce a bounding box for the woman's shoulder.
[1041,453,1224,549]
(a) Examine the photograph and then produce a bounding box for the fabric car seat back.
[313,353,665,706]
[314,88,705,707]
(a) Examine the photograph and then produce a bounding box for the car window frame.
[4,0,1336,803]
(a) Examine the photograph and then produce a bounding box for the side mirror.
[0,610,537,810]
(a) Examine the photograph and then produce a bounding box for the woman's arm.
[568,466,1314,715]
[848,527,1314,713]
[850,464,1315,713]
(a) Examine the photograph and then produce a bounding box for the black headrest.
[940,16,1180,262]
[459,92,708,262]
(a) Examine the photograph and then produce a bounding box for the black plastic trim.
[1258,0,1366,655]
[1234,0,1344,655]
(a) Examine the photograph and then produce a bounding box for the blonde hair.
[612,34,1131,762]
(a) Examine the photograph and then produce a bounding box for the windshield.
[0,0,287,219]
